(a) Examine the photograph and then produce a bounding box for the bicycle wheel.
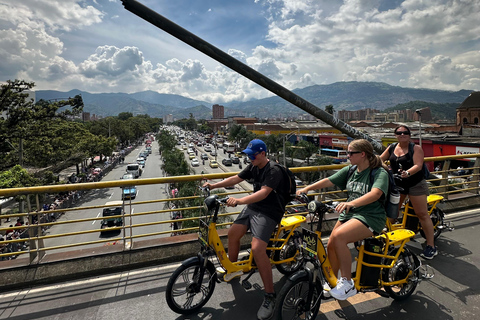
[420,208,445,240]
[165,258,216,314]
[382,248,419,301]
[274,231,304,275]
[274,271,322,320]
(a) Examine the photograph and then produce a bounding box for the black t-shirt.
[238,161,285,223]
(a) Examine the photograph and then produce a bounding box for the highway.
[42,140,244,253]
[0,209,478,320]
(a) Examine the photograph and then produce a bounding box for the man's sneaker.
[257,292,275,320]
[420,245,438,260]
[329,277,357,300]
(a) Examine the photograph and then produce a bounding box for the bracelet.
[406,171,410,176]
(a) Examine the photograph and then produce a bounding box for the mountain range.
[36,81,473,120]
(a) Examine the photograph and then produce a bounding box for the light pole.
[416,109,422,147]
[283,131,298,167]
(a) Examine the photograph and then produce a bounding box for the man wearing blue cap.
[203,138,286,320]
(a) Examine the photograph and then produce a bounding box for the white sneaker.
[329,277,357,300]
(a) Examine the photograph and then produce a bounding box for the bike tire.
[165,258,216,314]
[382,247,419,301]
[274,231,304,275]
[420,207,445,240]
[274,271,322,320]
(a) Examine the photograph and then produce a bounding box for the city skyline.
[1,0,479,104]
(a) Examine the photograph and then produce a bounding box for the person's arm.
[226,185,272,207]
[203,175,243,190]
[335,188,383,213]
[296,177,335,196]
[380,146,391,162]
[406,144,425,176]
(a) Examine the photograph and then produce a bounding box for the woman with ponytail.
[296,139,389,301]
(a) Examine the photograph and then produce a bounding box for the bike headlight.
[203,195,218,210]
[307,201,317,213]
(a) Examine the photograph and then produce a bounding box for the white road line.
[92,212,101,225]
[109,192,114,199]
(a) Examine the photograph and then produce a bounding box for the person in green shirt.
[297,139,388,301]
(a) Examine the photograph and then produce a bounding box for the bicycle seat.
[281,215,306,227]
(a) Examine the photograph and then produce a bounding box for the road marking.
[109,192,114,199]
[93,212,101,225]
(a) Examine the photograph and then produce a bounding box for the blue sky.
[1,0,479,103]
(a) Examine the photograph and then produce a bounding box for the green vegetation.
[0,79,161,189]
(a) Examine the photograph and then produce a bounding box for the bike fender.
[288,269,311,282]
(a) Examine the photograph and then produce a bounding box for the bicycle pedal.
[242,280,252,290]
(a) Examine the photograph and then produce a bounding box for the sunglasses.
[248,152,260,161]
[395,131,410,135]
[347,151,361,156]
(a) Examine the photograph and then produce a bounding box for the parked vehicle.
[201,153,209,160]
[231,156,240,164]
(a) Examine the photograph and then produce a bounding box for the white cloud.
[0,0,479,103]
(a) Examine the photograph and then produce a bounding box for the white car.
[191,158,200,167]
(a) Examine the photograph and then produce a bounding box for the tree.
[325,104,334,115]
[294,140,318,164]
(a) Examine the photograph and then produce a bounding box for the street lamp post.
[416,109,422,147]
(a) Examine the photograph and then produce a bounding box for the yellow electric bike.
[275,199,434,320]
[165,191,307,314]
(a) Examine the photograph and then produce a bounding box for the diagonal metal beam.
[121,0,385,153]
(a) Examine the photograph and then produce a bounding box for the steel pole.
[121,0,385,153]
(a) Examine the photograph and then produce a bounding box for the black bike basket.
[359,238,384,286]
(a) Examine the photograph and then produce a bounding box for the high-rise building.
[212,104,224,119]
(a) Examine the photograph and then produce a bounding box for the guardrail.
[1,154,479,266]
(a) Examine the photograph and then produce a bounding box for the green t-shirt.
[328,165,388,233]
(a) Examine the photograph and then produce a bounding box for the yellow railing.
[1,154,479,265]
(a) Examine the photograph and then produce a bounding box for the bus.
[319,148,348,164]
[223,142,236,153]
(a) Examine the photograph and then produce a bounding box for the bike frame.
[386,194,444,232]
[198,202,306,275]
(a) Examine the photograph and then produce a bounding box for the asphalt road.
[1,209,478,320]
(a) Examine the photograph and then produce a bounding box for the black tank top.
[388,143,424,191]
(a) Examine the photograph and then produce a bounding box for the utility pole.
[416,109,422,147]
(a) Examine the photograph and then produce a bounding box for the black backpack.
[347,165,401,218]
[267,162,297,205]
[388,142,430,179]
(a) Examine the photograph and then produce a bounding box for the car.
[209,160,219,168]
[188,152,196,160]
[121,173,134,180]
[222,158,233,166]
[210,150,217,156]
[234,152,243,158]
[295,179,304,187]
[231,156,240,164]
[122,185,137,200]
[201,153,209,160]
[286,200,307,215]
[191,158,200,167]
[101,201,124,233]
[204,145,212,152]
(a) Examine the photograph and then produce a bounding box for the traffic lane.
[0,210,478,319]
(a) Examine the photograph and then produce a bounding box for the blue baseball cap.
[242,139,267,156]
